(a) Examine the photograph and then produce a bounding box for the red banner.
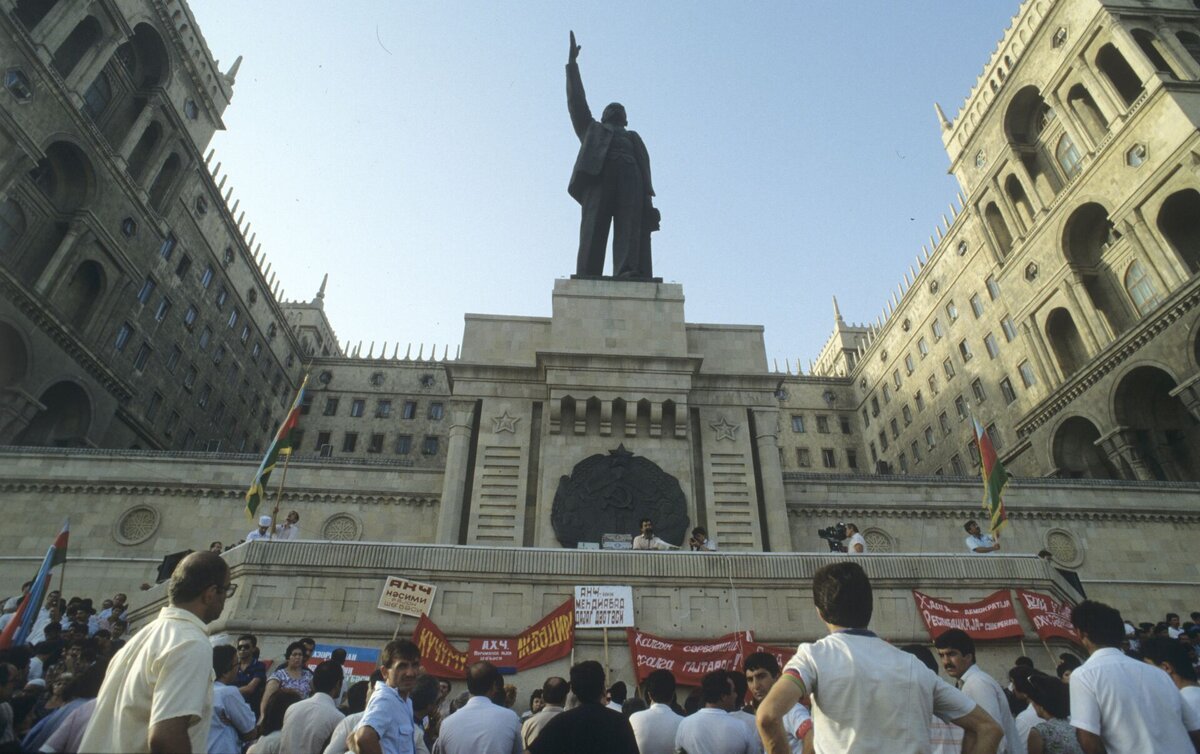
[740,639,796,672]
[412,598,575,678]
[626,629,752,686]
[1016,590,1080,643]
[912,590,1024,640]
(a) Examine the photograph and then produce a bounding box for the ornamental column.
[750,407,792,552]
[34,221,86,295]
[436,408,475,544]
[1097,427,1154,481]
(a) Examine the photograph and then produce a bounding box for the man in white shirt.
[934,629,1025,754]
[688,527,718,552]
[521,677,568,751]
[281,660,345,754]
[246,516,274,542]
[964,520,1001,553]
[1008,666,1041,750]
[80,551,233,753]
[843,523,867,554]
[632,519,673,550]
[432,661,521,754]
[674,670,755,754]
[606,681,627,712]
[1140,636,1200,718]
[757,561,1002,754]
[1168,613,1185,639]
[275,510,302,541]
[1069,600,1200,753]
[207,645,257,754]
[744,652,811,754]
[351,639,422,754]
[628,669,683,754]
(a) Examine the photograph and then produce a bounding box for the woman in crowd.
[259,641,313,717]
[1024,672,1084,754]
[22,659,107,752]
[247,689,301,754]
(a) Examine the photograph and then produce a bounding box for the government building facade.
[1,0,1199,683]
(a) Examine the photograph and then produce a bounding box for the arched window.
[126,122,161,182]
[51,17,102,79]
[147,152,181,211]
[1132,29,1178,78]
[1067,84,1108,143]
[1005,175,1035,230]
[1124,260,1163,316]
[13,0,57,31]
[1045,308,1089,376]
[985,202,1014,259]
[1056,134,1083,179]
[1156,189,1200,274]
[82,72,111,121]
[1179,32,1200,68]
[0,199,26,253]
[1096,43,1145,106]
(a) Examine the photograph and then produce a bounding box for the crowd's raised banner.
[574,585,634,628]
[378,576,438,617]
[626,629,753,686]
[308,643,380,688]
[913,590,1024,640]
[413,598,575,678]
[739,638,795,669]
[1016,589,1081,643]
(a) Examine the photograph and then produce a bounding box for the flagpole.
[269,451,294,539]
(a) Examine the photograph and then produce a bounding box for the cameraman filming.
[844,523,867,554]
[688,526,717,552]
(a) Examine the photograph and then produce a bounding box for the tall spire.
[934,102,951,131]
[314,273,328,308]
[225,55,243,85]
[833,295,844,323]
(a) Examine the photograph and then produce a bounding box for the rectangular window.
[201,265,214,289]
[869,442,878,463]
[917,338,929,358]
[225,362,239,385]
[951,454,965,475]
[147,392,163,422]
[377,400,392,418]
[251,342,261,360]
[342,432,358,453]
[839,416,851,434]
[154,297,172,322]
[889,418,899,439]
[924,425,935,449]
[928,374,938,395]
[984,333,1000,359]
[395,434,412,454]
[946,301,959,322]
[971,378,986,403]
[402,401,417,420]
[164,411,179,437]
[816,415,830,433]
[931,318,944,341]
[198,383,211,408]
[902,404,912,425]
[986,422,1003,451]
[184,305,198,328]
[870,396,880,416]
[240,324,250,343]
[796,448,811,467]
[791,415,805,433]
[133,342,151,371]
[1019,361,1037,388]
[986,275,1001,300]
[136,277,156,305]
[910,441,921,463]
[115,322,133,351]
[954,394,968,420]
[882,385,891,404]
[422,436,439,455]
[958,339,973,362]
[288,428,301,450]
[914,390,925,412]
[316,431,331,452]
[300,393,314,415]
[939,411,951,436]
[175,255,192,277]
[350,398,365,418]
[943,358,956,379]
[846,449,858,469]
[215,286,228,309]
[324,397,339,416]
[893,370,902,389]
[821,448,836,468]
[1001,316,1018,342]
[898,452,908,473]
[968,439,981,465]
[1000,377,1017,404]
[861,408,870,428]
[159,234,176,261]
[181,428,195,451]
[970,293,984,318]
[879,431,889,451]
[166,345,182,373]
[429,402,445,420]
[213,344,226,365]
[368,433,384,453]
[227,308,239,329]
[904,354,915,375]
[198,327,212,351]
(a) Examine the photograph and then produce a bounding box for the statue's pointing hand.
[569,30,581,64]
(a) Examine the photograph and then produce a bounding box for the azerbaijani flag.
[0,520,68,649]
[245,374,308,520]
[972,417,1010,535]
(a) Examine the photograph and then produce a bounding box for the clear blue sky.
[190,1,1021,369]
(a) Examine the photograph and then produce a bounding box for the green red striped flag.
[245,374,308,519]
[972,417,1009,535]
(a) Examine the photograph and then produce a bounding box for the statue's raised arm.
[566,31,593,141]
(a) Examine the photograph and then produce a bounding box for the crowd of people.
[1,553,1199,753]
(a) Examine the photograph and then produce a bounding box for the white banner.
[574,585,634,628]
[377,576,437,617]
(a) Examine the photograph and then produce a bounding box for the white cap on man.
[259,515,271,527]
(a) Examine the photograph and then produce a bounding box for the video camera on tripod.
[817,523,849,553]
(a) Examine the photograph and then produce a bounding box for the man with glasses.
[80,551,237,753]
[235,634,267,717]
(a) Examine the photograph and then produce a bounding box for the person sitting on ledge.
[632,519,672,550]
[689,527,717,552]
[964,520,1001,554]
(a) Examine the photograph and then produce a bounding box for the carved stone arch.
[1110,364,1199,481]
[1044,307,1088,377]
[1129,27,1179,78]
[1096,43,1144,107]
[55,258,106,331]
[14,379,94,447]
[0,320,32,389]
[30,138,96,214]
[51,15,102,79]
[1155,188,1200,275]
[1050,415,1118,479]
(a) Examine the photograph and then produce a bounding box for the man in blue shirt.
[964,520,1001,554]
[351,639,421,754]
